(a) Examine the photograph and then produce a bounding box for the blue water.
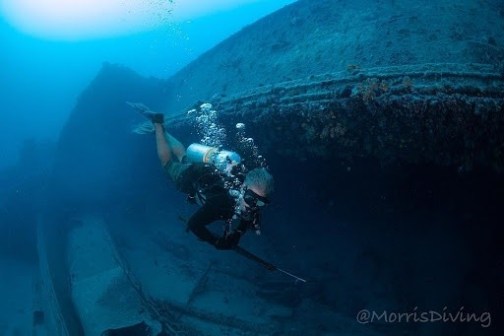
[1,1,503,335]
[0,1,294,169]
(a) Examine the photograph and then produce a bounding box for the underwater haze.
[1,0,504,335]
[0,0,294,169]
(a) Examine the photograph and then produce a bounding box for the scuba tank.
[186,143,241,175]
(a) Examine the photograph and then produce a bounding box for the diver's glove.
[214,231,241,250]
[127,102,164,124]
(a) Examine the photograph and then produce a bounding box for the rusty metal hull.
[167,63,504,171]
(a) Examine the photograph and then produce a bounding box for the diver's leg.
[154,124,172,167]
[128,102,172,166]
[127,102,186,165]
[166,132,186,162]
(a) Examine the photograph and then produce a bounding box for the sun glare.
[0,0,261,40]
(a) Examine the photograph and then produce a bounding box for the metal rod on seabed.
[234,246,307,283]
[276,267,307,283]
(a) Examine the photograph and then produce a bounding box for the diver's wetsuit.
[165,160,260,249]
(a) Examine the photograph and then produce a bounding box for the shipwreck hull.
[161,0,504,171]
[39,0,504,334]
[167,63,504,171]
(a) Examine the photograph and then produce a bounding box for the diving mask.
[244,188,270,208]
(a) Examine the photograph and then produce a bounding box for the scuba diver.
[130,103,274,251]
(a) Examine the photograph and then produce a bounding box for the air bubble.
[187,102,226,147]
[200,103,212,111]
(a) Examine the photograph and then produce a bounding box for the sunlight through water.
[0,0,264,40]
